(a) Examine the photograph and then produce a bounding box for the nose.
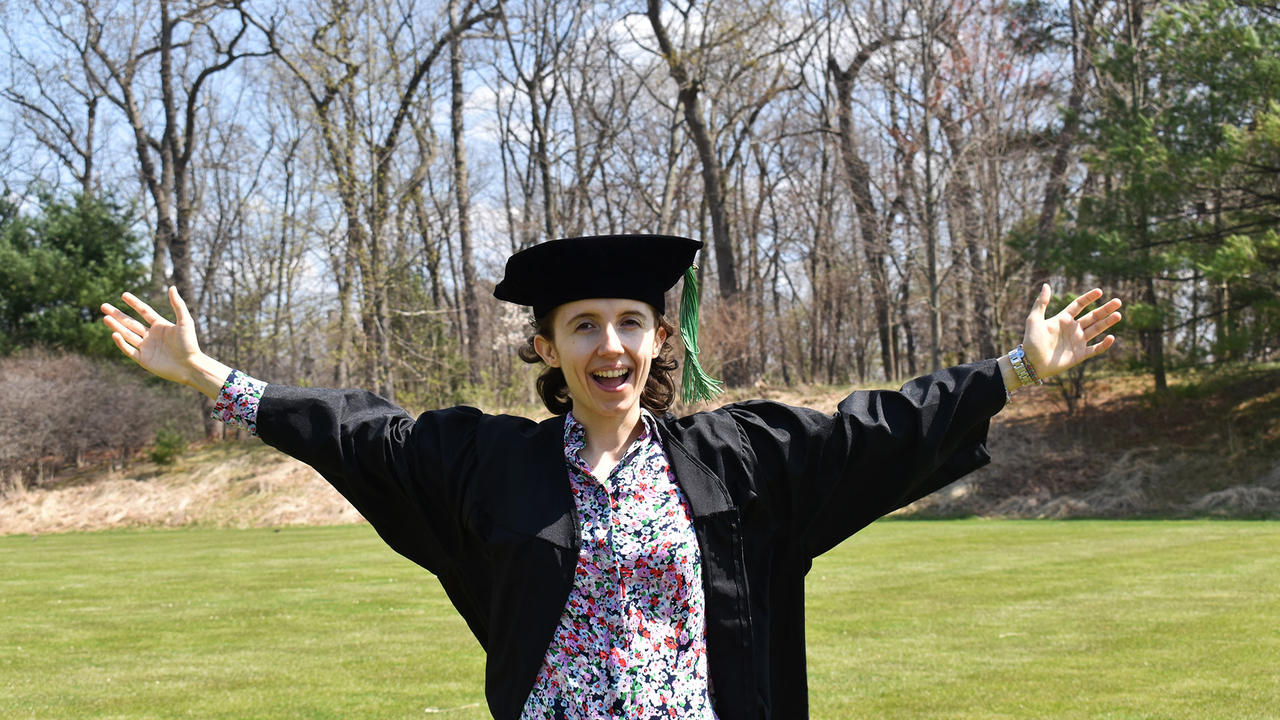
[598,322,624,356]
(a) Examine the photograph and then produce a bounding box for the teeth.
[593,368,628,378]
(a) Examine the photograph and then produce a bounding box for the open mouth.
[591,368,631,390]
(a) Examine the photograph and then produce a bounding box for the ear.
[533,334,560,368]
[652,325,667,358]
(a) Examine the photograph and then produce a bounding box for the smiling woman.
[526,299,671,471]
[100,233,1122,720]
[516,301,679,423]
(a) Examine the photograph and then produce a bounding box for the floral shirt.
[521,410,716,720]
[211,369,265,436]
[211,373,716,719]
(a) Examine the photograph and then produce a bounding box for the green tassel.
[679,264,724,404]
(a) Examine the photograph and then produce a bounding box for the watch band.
[1008,344,1042,389]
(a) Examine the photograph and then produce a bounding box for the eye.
[574,320,595,332]
[621,316,643,328]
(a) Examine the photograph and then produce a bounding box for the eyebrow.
[562,308,649,327]
[561,314,588,328]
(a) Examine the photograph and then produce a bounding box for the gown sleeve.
[253,383,483,576]
[726,358,1008,557]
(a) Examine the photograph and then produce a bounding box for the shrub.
[148,424,189,465]
[0,348,202,489]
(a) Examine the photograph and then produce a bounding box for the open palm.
[1022,284,1123,380]
[100,287,203,387]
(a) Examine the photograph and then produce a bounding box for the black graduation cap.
[493,234,698,318]
[492,233,723,403]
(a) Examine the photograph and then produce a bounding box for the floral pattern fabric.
[211,369,265,436]
[521,410,717,720]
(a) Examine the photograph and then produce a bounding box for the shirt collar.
[563,408,660,473]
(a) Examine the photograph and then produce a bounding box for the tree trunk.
[1144,274,1167,390]
[939,108,983,362]
[1033,0,1100,298]
[829,49,896,380]
[920,18,941,371]
[644,1,739,301]
[646,0,745,385]
[450,0,482,383]
[529,76,557,240]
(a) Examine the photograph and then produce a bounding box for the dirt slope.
[908,366,1280,518]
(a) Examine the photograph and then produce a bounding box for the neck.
[574,405,645,478]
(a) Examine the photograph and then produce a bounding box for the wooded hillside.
[1,0,1277,490]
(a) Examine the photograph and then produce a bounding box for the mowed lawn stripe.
[3,521,1278,719]
[1,526,486,720]
[807,520,1280,719]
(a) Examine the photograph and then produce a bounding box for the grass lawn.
[3,520,1278,719]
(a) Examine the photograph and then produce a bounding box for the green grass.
[807,520,1280,719]
[3,521,1279,719]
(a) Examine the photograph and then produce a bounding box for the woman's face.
[534,298,667,429]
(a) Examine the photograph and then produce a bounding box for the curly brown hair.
[517,309,679,415]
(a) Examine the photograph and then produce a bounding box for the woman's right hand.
[100,287,231,399]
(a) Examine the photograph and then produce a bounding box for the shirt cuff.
[211,369,266,436]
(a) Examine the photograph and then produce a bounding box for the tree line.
[2,0,1277,422]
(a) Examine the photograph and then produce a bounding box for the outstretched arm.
[100,287,232,399]
[997,284,1123,390]
[104,288,475,578]
[730,285,1121,554]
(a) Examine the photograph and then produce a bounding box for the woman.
[101,234,1121,719]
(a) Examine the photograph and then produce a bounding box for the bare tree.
[495,0,584,243]
[258,0,499,396]
[826,4,904,379]
[449,0,483,383]
[644,0,738,303]
[644,0,808,385]
[1033,0,1105,293]
[0,0,1148,405]
[1,16,106,196]
[71,0,272,301]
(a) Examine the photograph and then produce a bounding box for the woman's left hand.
[1022,284,1123,380]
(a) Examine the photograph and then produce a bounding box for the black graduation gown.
[255,358,1007,719]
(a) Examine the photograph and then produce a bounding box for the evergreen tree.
[0,191,146,356]
[1062,0,1280,387]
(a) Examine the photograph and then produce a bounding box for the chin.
[581,391,640,418]
[595,398,638,417]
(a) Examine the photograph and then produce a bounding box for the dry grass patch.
[0,442,359,535]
